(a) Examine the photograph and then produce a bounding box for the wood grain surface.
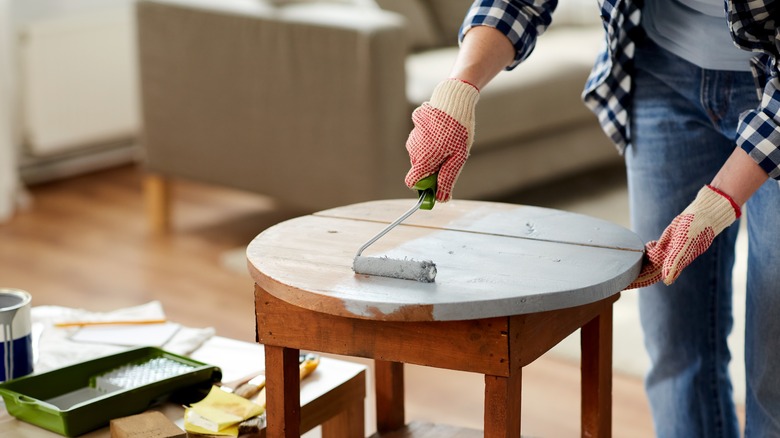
[248,199,643,321]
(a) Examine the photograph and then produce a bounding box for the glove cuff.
[687,185,740,233]
[705,185,742,218]
[428,79,480,127]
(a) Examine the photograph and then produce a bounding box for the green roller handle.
[412,174,437,210]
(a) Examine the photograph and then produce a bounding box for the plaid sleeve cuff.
[737,78,780,180]
[459,0,554,71]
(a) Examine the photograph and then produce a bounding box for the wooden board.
[247,200,642,322]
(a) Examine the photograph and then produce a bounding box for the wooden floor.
[1,164,660,436]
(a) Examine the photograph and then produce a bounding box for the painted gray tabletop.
[247,199,644,322]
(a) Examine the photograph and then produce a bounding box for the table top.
[0,336,367,437]
[247,199,643,322]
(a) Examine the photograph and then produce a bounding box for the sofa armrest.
[137,0,412,210]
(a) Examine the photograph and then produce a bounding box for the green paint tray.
[0,346,221,436]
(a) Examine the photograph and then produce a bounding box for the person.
[402,0,780,436]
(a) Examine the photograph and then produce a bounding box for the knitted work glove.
[627,185,741,289]
[404,79,479,202]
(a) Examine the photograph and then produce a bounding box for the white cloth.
[31,301,215,372]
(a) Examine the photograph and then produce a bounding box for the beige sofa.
[137,0,619,232]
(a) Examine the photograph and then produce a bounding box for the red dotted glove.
[627,185,741,289]
[404,79,479,202]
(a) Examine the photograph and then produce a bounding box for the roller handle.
[413,174,437,210]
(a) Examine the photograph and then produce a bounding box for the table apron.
[256,286,512,376]
[255,287,618,376]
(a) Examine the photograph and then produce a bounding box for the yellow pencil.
[54,319,167,328]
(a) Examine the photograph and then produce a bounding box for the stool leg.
[484,371,522,438]
[581,304,613,437]
[375,360,404,433]
[265,345,301,437]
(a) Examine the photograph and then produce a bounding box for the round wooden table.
[248,200,643,437]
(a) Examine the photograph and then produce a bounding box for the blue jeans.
[628,37,780,437]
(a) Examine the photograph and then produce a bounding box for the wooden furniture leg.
[265,345,301,437]
[374,360,405,433]
[580,299,614,438]
[321,398,365,438]
[484,371,522,438]
[144,173,171,234]
[312,366,366,438]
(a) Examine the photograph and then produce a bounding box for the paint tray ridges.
[93,356,196,392]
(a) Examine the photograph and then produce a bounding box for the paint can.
[0,288,33,382]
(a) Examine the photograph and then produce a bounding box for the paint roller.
[352,174,438,282]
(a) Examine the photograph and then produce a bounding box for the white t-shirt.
[642,0,755,71]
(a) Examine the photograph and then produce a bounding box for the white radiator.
[18,6,139,157]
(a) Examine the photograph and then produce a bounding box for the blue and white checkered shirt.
[460,0,780,179]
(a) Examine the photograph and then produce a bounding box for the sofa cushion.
[374,0,442,50]
[406,26,605,151]
[424,0,474,45]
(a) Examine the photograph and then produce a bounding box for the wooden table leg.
[265,345,301,437]
[375,360,405,433]
[321,397,365,438]
[580,301,614,437]
[484,371,522,438]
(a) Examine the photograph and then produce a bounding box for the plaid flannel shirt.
[461,0,780,179]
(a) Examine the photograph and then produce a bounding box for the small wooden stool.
[248,200,643,437]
